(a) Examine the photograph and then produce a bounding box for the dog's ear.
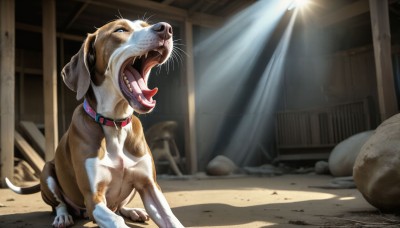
[61,33,96,100]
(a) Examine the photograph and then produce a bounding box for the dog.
[6,18,184,228]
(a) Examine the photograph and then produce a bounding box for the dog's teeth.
[132,57,136,65]
[144,52,148,59]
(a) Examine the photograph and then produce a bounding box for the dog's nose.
[152,22,172,40]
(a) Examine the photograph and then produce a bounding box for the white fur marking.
[47,177,62,203]
[93,203,128,228]
[47,177,74,227]
[5,177,22,193]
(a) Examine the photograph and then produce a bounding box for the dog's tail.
[5,177,41,194]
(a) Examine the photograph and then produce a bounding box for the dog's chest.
[100,127,136,168]
[85,127,150,207]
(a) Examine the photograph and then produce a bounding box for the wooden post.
[369,0,398,121]
[183,20,198,174]
[42,0,58,161]
[0,0,15,187]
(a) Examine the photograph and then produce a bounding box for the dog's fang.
[132,57,136,65]
[144,52,148,59]
[155,49,163,55]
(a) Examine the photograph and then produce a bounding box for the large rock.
[328,131,374,177]
[206,155,237,176]
[353,114,400,211]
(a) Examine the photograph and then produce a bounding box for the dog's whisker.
[173,39,184,44]
[141,13,155,24]
[171,49,184,67]
[173,46,189,57]
[115,9,124,19]
[171,56,181,70]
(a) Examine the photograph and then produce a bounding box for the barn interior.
[2,0,399,175]
[1,0,400,227]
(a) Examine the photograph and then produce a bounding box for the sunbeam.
[196,0,299,167]
[224,10,299,166]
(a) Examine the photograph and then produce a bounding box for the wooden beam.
[16,22,84,42]
[219,0,254,16]
[62,0,92,31]
[19,121,46,157]
[319,0,370,27]
[183,21,197,174]
[191,12,224,28]
[162,0,175,5]
[369,0,398,121]
[0,0,15,187]
[76,0,224,28]
[14,132,45,174]
[42,0,58,161]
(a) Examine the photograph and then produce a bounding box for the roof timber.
[162,0,176,6]
[62,0,92,31]
[75,0,224,28]
[16,22,84,42]
[318,0,370,27]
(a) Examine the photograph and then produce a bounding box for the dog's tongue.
[124,66,158,102]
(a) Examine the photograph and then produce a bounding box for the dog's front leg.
[83,159,129,228]
[138,184,183,228]
[131,161,183,228]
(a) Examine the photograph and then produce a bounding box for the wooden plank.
[14,132,45,174]
[369,0,398,121]
[162,0,175,5]
[42,0,58,161]
[19,121,46,157]
[77,0,223,28]
[0,0,15,187]
[62,0,92,31]
[16,22,84,42]
[318,0,369,27]
[183,20,197,174]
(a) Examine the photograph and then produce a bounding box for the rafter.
[318,0,369,27]
[74,0,224,28]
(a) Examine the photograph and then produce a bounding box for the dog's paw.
[53,204,74,228]
[120,207,150,222]
[52,215,74,228]
[52,213,74,228]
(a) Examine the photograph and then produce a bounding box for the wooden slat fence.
[275,100,371,160]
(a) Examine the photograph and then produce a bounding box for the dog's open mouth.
[119,48,168,113]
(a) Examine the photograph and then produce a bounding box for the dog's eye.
[114,28,127,33]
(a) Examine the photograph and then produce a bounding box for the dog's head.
[62,19,173,114]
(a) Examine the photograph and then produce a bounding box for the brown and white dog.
[6,18,184,228]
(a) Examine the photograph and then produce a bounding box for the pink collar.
[83,99,132,128]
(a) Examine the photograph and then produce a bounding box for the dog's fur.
[6,19,183,228]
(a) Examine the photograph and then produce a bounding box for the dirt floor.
[1,174,400,228]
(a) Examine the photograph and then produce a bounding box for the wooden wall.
[283,47,380,127]
[285,48,376,105]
